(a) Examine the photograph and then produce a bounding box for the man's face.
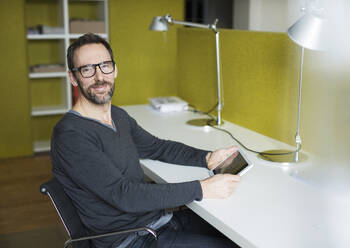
[70,43,117,105]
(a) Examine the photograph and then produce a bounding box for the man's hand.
[206,146,239,170]
[200,174,240,199]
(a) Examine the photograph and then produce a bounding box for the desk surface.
[122,104,350,248]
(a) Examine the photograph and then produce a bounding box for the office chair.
[40,177,158,248]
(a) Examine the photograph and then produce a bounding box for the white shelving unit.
[27,0,109,152]
[27,34,66,40]
[31,105,69,117]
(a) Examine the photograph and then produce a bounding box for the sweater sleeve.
[51,129,203,213]
[126,114,210,168]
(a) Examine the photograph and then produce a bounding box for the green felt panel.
[177,28,301,146]
[109,0,184,106]
[0,0,33,158]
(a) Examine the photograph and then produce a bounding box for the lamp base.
[186,118,212,127]
[258,149,307,165]
[186,118,224,127]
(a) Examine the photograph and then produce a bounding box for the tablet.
[209,148,254,176]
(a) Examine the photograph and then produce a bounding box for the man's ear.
[68,70,78,87]
[114,64,118,79]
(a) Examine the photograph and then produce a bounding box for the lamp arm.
[215,31,222,125]
[164,14,218,33]
[294,46,304,161]
[296,46,304,145]
[172,19,210,30]
[163,14,222,125]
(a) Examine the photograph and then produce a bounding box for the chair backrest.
[40,177,90,248]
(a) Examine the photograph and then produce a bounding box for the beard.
[76,79,115,105]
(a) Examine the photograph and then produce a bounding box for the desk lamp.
[149,14,223,126]
[259,13,327,164]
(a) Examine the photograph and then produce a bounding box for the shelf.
[29,72,67,79]
[27,34,66,40]
[32,105,69,116]
[33,140,50,153]
[69,33,108,39]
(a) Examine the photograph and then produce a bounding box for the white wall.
[233,0,304,32]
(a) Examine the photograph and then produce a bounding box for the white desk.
[122,104,350,248]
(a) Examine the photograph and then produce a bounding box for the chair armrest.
[64,227,157,248]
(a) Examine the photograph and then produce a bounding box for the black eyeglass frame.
[71,60,115,78]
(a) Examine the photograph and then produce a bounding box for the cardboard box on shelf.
[70,20,105,34]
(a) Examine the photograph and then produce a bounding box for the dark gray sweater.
[50,105,209,248]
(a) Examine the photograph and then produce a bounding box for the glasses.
[72,60,115,78]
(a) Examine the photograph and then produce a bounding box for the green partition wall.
[177,27,350,159]
[109,0,184,106]
[177,28,300,146]
[0,0,32,158]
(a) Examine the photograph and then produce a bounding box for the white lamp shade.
[287,13,328,51]
[149,16,169,31]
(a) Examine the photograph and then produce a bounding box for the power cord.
[187,103,218,115]
[187,104,297,156]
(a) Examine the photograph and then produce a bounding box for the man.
[51,33,241,248]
